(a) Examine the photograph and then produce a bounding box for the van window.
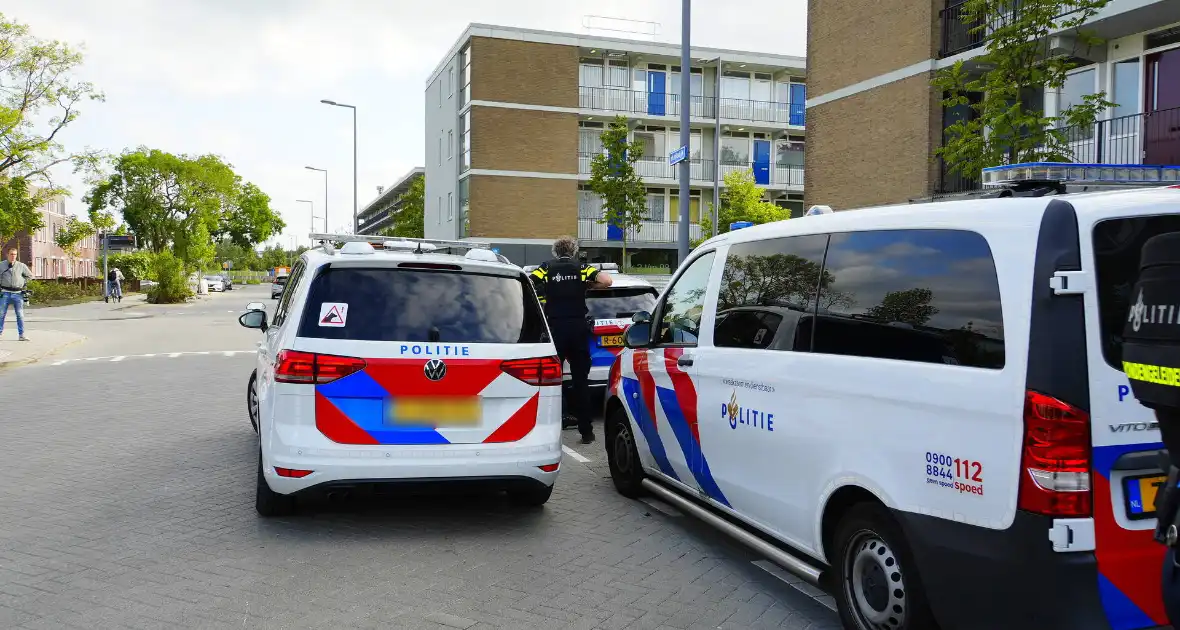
[714,234,829,351]
[297,267,548,344]
[814,229,1005,369]
[1093,214,1180,368]
[655,251,717,346]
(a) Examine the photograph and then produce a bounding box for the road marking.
[561,445,591,463]
[110,356,125,362]
[48,350,253,366]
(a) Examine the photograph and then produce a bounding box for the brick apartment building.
[424,24,807,267]
[357,168,425,236]
[805,0,1180,210]
[2,194,99,279]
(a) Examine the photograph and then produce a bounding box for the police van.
[241,235,563,516]
[602,164,1180,630]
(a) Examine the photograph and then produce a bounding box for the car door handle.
[677,355,694,367]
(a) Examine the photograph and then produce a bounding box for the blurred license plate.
[1123,473,1167,520]
[600,334,624,347]
[389,397,481,427]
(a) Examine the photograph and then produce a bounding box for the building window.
[460,45,472,106]
[439,135,443,165]
[460,110,471,172]
[1112,59,1140,119]
[447,130,453,159]
[437,197,442,224]
[448,67,454,97]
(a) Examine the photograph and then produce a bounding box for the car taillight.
[501,356,563,386]
[1018,390,1092,517]
[274,350,366,384]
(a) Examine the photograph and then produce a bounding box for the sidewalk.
[0,330,86,369]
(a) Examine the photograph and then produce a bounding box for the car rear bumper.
[262,431,563,495]
[894,509,1145,630]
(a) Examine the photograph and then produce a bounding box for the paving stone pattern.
[0,356,840,630]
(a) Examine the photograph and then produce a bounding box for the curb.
[0,334,88,370]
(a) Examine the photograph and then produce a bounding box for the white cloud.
[4,0,807,248]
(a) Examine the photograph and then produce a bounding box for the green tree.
[378,176,425,239]
[933,0,1113,180]
[865,288,939,327]
[0,177,42,245]
[175,219,216,272]
[54,215,96,275]
[85,148,284,254]
[0,13,104,209]
[698,169,790,244]
[587,115,647,269]
[105,251,151,280]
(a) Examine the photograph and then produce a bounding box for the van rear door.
[1076,189,1180,629]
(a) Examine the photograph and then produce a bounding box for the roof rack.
[308,233,492,255]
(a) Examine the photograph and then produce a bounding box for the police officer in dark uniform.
[1120,231,1180,625]
[530,236,613,444]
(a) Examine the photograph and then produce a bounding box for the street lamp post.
[677,0,692,265]
[296,199,315,244]
[304,167,328,233]
[320,99,358,234]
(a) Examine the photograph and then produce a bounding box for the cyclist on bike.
[107,267,125,302]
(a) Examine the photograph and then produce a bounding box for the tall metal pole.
[297,200,314,246]
[713,57,722,238]
[676,0,691,265]
[352,107,358,235]
[305,167,328,232]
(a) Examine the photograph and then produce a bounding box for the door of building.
[648,71,667,117]
[752,140,771,185]
[1144,48,1180,165]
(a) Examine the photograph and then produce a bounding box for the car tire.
[247,371,259,433]
[605,405,645,498]
[255,448,295,517]
[833,502,939,630]
[508,484,553,507]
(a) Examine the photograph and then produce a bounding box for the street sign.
[669,146,689,166]
[105,235,136,250]
[223,261,233,270]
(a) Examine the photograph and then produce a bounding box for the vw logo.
[423,359,447,381]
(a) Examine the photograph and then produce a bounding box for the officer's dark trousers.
[1157,408,1180,627]
[550,317,592,436]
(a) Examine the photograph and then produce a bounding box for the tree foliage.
[53,214,94,258]
[587,115,647,266]
[85,148,285,254]
[378,176,425,239]
[105,251,151,280]
[698,169,790,245]
[865,288,939,326]
[0,176,41,244]
[933,0,1113,179]
[0,13,104,188]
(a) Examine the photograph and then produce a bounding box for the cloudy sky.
[6,0,808,250]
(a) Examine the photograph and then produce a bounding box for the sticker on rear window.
[318,302,348,327]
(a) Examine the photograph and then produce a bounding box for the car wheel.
[605,405,645,498]
[247,371,259,433]
[255,448,296,517]
[833,503,938,630]
[507,484,553,507]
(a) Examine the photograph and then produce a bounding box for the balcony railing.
[578,86,805,125]
[577,218,703,244]
[579,153,804,186]
[938,0,1091,58]
[1058,106,1180,166]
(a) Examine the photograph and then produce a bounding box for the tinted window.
[297,267,548,343]
[715,234,829,351]
[273,262,305,326]
[656,251,716,346]
[1094,215,1180,368]
[814,229,1005,369]
[274,276,288,285]
[587,287,658,319]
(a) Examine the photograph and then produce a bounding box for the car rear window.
[297,266,548,343]
[274,276,288,285]
[1094,214,1180,368]
[587,287,658,319]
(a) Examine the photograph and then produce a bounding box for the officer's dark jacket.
[529,257,600,320]
[1123,232,1180,410]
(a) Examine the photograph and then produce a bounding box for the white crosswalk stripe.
[49,350,254,366]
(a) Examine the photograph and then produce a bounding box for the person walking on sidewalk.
[0,247,32,341]
[529,236,613,444]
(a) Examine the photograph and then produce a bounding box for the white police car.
[603,165,1180,630]
[240,234,564,516]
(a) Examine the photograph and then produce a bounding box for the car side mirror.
[624,322,651,349]
[632,310,651,324]
[239,310,267,331]
[246,302,265,312]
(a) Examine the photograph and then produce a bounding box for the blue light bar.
[981,162,1180,188]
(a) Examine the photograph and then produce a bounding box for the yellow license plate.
[1124,473,1167,520]
[389,397,482,427]
[600,334,624,348]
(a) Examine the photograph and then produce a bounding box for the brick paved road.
[0,353,840,630]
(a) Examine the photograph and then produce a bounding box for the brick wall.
[804,73,943,210]
[469,37,579,108]
[468,175,577,239]
[470,106,578,173]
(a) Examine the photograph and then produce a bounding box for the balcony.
[578,86,805,126]
[578,218,703,244]
[1058,106,1180,166]
[579,153,804,187]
